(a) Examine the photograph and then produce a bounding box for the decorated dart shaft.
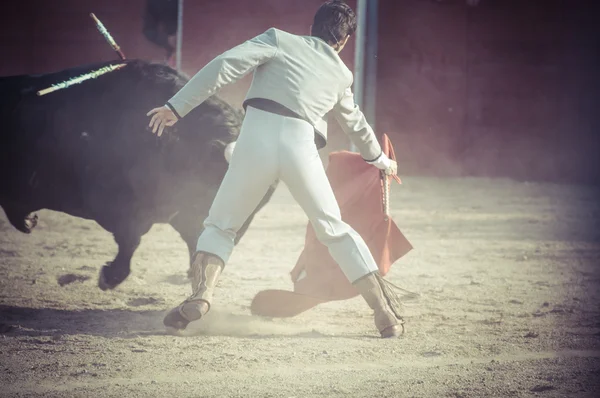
[90,13,126,60]
[37,63,127,96]
[381,171,390,221]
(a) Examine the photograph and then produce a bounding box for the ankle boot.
[353,272,405,338]
[163,251,224,330]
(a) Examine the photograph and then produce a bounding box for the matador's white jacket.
[166,27,384,162]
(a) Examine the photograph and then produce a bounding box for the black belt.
[244,98,303,120]
[243,98,326,149]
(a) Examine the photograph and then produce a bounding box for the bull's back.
[0,60,243,225]
[0,60,188,213]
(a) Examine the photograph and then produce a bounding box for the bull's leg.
[98,223,152,290]
[0,202,38,234]
[169,209,205,269]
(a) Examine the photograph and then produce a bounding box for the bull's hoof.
[98,264,129,291]
[24,213,38,232]
[7,212,38,234]
[98,269,114,291]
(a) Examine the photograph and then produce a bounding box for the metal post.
[364,0,378,132]
[351,0,368,152]
[176,0,184,71]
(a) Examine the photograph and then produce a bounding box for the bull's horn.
[224,141,236,163]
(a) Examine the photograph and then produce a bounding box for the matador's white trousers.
[196,106,378,283]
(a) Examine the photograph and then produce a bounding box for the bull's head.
[162,96,242,180]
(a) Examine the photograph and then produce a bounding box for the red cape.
[251,135,413,317]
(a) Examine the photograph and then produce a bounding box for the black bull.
[0,59,276,290]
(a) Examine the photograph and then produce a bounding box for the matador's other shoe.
[163,251,224,331]
[353,271,405,338]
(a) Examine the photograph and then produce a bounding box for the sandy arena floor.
[1,176,599,397]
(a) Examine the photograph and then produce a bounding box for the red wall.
[2,0,598,183]
[377,0,598,182]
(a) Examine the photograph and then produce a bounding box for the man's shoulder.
[259,27,279,41]
[267,28,294,36]
[265,28,305,43]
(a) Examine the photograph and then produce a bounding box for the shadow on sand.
[0,305,370,339]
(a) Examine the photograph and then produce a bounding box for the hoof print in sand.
[530,385,555,392]
[127,297,163,307]
[58,274,91,287]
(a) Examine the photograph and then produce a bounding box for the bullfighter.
[147,0,403,338]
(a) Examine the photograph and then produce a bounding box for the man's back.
[246,28,353,130]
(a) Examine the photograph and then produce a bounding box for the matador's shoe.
[353,271,405,338]
[163,251,224,331]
